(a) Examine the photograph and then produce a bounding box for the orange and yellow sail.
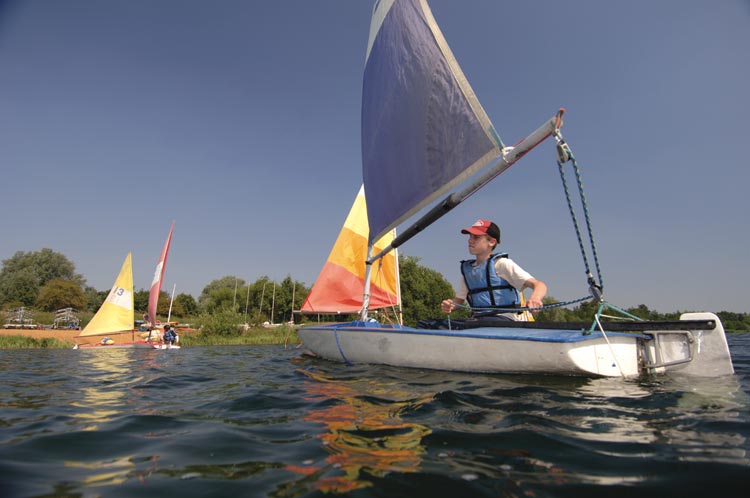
[77,253,134,337]
[302,185,400,315]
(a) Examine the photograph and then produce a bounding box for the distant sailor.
[441,219,547,322]
[163,325,177,346]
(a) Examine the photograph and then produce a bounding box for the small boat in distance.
[73,253,152,349]
[143,221,180,349]
[297,0,734,377]
[74,223,180,350]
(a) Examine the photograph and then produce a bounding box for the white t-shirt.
[456,256,534,321]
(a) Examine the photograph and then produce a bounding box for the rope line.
[450,133,607,318]
[452,295,592,315]
[554,132,604,300]
[333,329,353,365]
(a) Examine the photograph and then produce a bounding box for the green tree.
[398,254,454,327]
[241,277,272,324]
[174,293,198,317]
[156,290,172,317]
[0,249,85,306]
[0,268,38,308]
[134,290,149,315]
[131,289,178,321]
[535,296,574,322]
[84,286,107,313]
[161,292,185,319]
[199,276,246,313]
[716,311,750,332]
[35,279,87,311]
[196,308,243,336]
[269,275,308,324]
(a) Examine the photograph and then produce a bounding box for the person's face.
[468,234,496,255]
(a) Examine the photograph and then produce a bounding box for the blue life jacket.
[460,253,520,311]
[164,329,176,341]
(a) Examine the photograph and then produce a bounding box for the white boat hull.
[298,313,733,378]
[73,341,154,350]
[73,341,180,350]
[151,344,181,350]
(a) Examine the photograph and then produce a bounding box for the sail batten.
[362,0,503,244]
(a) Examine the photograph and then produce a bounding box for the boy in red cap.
[440,219,547,321]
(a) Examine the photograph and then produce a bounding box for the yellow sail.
[78,253,134,337]
[302,185,400,314]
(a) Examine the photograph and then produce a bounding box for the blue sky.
[1,0,748,313]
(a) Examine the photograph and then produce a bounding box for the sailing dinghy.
[145,221,180,349]
[297,0,734,377]
[74,253,152,349]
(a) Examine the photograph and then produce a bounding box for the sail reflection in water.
[64,349,156,487]
[290,368,433,493]
[283,354,750,494]
[69,350,136,430]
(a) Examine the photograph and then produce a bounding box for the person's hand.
[526,297,543,312]
[441,299,455,314]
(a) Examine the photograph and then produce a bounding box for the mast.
[359,245,375,321]
[271,283,276,324]
[232,278,238,310]
[244,285,250,323]
[290,283,295,324]
[393,244,403,325]
[259,281,266,319]
[166,283,176,323]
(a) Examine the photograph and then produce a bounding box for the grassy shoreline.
[0,327,301,349]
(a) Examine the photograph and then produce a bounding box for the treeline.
[1,249,749,332]
[0,248,308,326]
[536,300,750,333]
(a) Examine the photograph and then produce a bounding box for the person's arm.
[522,278,547,311]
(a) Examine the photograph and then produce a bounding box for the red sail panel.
[148,221,174,325]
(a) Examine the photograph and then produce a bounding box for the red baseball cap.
[461,219,500,242]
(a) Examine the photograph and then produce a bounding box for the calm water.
[1,335,748,498]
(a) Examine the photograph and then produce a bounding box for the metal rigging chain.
[554,131,604,301]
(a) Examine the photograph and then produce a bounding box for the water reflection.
[573,375,748,463]
[64,456,135,486]
[290,368,433,493]
[69,350,137,430]
[65,350,157,488]
[644,375,749,464]
[288,366,750,493]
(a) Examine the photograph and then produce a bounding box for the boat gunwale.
[300,322,657,344]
